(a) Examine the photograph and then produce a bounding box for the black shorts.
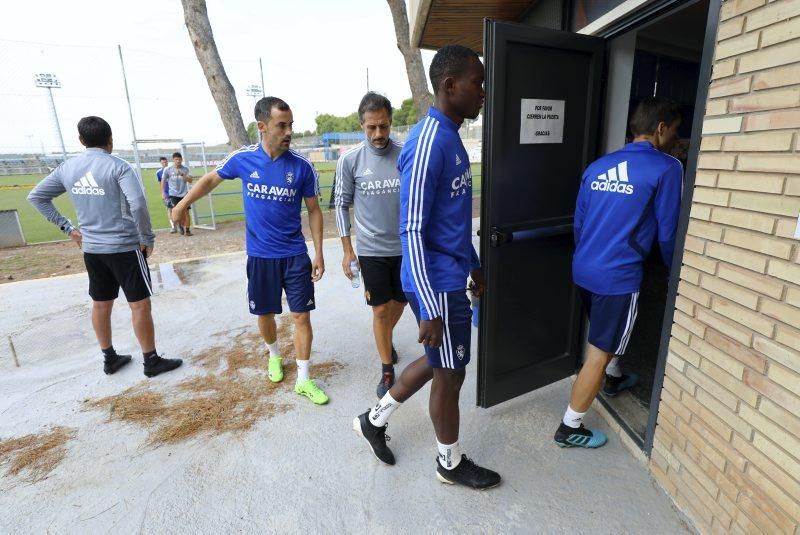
[169,195,189,208]
[83,250,153,302]
[359,255,407,307]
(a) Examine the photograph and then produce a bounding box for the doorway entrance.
[597,0,710,442]
[478,0,719,452]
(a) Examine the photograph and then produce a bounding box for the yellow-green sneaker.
[268,356,284,383]
[295,379,329,405]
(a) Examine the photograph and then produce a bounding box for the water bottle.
[350,260,361,288]
[470,294,480,328]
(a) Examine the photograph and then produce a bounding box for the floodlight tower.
[34,73,67,160]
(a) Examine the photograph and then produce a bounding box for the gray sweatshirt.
[335,139,403,257]
[163,164,191,198]
[27,147,155,254]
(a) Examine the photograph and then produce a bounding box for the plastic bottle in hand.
[470,294,480,328]
[350,260,361,288]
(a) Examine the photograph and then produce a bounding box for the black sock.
[382,363,394,374]
[143,350,158,361]
[102,346,116,359]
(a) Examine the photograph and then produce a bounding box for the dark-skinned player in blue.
[353,45,501,490]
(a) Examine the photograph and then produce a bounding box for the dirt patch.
[85,319,344,446]
[0,426,77,482]
[0,198,480,284]
[193,329,266,374]
[84,377,288,446]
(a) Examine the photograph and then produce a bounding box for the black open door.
[478,21,605,408]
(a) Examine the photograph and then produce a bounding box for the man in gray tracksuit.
[162,152,193,236]
[336,92,406,398]
[27,116,182,377]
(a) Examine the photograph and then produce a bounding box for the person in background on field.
[155,156,177,233]
[162,152,193,236]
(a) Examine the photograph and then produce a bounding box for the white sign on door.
[520,98,565,144]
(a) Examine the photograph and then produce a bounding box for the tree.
[315,112,360,135]
[246,121,258,144]
[386,0,433,121]
[392,98,416,126]
[181,0,249,148]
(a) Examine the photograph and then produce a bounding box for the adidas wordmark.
[591,161,633,195]
[71,172,105,195]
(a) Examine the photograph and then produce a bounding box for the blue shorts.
[406,291,472,369]
[579,287,639,355]
[246,254,315,315]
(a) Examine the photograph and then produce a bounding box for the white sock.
[606,356,622,378]
[437,440,462,470]
[266,341,281,359]
[296,359,309,384]
[563,405,586,429]
[169,220,175,229]
[368,392,400,427]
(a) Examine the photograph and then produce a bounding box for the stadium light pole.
[34,73,67,160]
[259,58,265,96]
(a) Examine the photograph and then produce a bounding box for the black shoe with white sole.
[436,455,501,490]
[103,353,132,375]
[143,354,183,377]
[602,372,639,397]
[352,410,395,465]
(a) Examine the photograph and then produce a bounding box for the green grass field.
[0,162,481,244]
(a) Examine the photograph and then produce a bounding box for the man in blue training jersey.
[155,156,176,233]
[172,96,329,405]
[554,97,683,449]
[352,45,501,490]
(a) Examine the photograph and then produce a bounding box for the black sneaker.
[178,225,185,235]
[436,455,501,490]
[553,422,608,448]
[376,369,395,399]
[602,372,639,397]
[103,353,132,375]
[143,354,183,377]
[391,345,398,364]
[352,410,395,465]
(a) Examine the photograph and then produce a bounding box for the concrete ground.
[0,236,691,534]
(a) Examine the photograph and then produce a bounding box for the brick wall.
[649,0,800,533]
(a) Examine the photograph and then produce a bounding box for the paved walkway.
[0,239,690,533]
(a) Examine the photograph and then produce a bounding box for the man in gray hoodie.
[336,93,406,398]
[27,116,182,377]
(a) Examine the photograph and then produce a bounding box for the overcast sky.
[1,0,434,153]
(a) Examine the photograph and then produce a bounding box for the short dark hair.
[255,96,290,122]
[358,92,392,122]
[159,156,168,162]
[77,116,112,148]
[429,45,480,95]
[629,97,681,137]
[172,152,182,159]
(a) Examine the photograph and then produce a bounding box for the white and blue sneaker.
[554,423,608,448]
